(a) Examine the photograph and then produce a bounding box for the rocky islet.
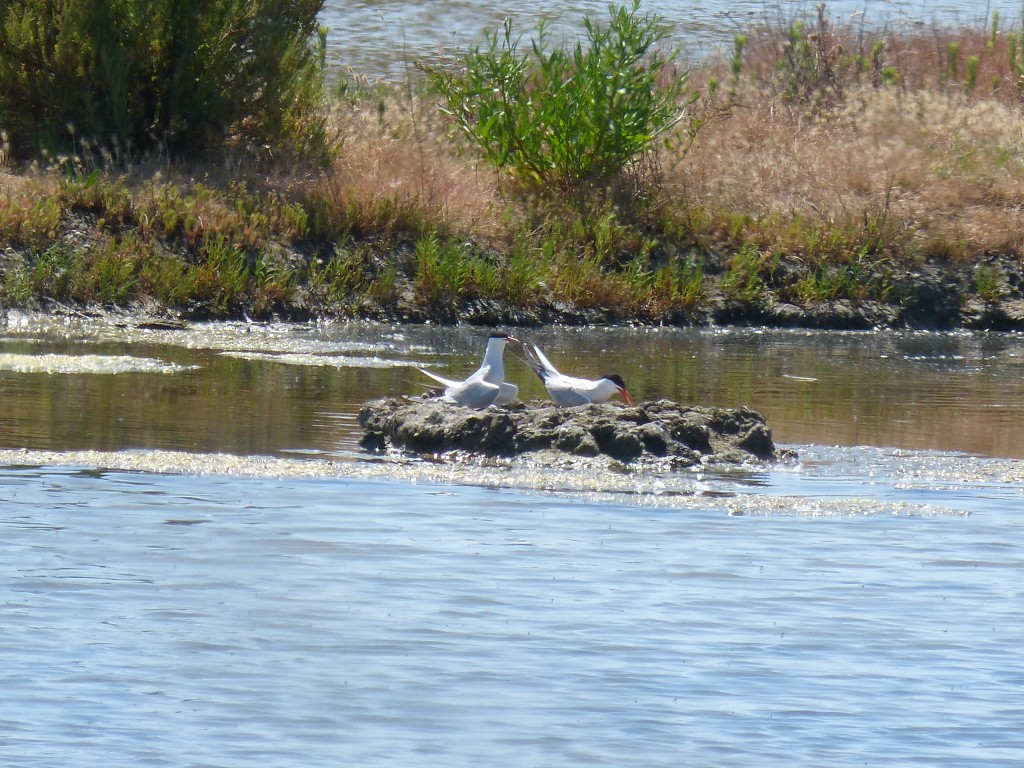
[359,396,791,467]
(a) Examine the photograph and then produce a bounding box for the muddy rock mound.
[358,397,788,467]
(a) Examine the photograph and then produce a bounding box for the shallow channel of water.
[3,313,1024,462]
[2,313,1023,766]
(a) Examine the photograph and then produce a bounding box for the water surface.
[320,0,1017,78]
[2,313,1023,767]
[2,467,1022,767]
[3,315,1024,459]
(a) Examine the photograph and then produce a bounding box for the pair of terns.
[418,333,633,410]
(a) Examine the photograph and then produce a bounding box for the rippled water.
[3,467,1022,767]
[2,313,1023,766]
[321,0,1016,78]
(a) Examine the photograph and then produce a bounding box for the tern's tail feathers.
[521,344,547,382]
[526,343,561,380]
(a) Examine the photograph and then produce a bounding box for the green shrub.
[0,0,328,161]
[432,0,694,193]
[777,4,841,106]
[190,235,251,314]
[974,264,1007,304]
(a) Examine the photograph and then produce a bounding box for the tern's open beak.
[619,388,633,405]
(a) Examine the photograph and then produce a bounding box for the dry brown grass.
[662,13,1024,262]
[668,83,1024,259]
[326,90,507,245]
[310,11,1024,266]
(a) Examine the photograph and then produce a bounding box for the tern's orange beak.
[619,388,633,405]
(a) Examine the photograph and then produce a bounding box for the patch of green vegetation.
[0,0,329,161]
[721,245,769,306]
[651,259,706,314]
[431,1,695,194]
[412,235,474,306]
[974,264,1008,304]
[777,5,841,106]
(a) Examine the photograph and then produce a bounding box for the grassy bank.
[3,5,1024,328]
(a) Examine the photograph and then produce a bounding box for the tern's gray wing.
[419,368,458,388]
[544,377,593,407]
[444,367,500,409]
[494,381,518,405]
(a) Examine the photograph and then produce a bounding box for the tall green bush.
[432,1,694,193]
[0,0,328,161]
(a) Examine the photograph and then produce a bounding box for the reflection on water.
[320,0,1013,79]
[2,314,1024,460]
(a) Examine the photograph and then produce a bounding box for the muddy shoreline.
[13,253,1024,332]
[372,252,1024,332]
[4,209,1024,331]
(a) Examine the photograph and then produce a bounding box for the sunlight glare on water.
[0,352,190,374]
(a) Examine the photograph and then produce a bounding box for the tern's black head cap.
[605,374,628,390]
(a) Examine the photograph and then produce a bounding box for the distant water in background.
[320,0,1016,79]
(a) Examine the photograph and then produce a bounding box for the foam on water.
[220,350,429,368]
[0,444,1006,518]
[0,352,190,374]
[2,311,402,357]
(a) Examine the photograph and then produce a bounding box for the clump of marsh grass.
[973,263,1009,305]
